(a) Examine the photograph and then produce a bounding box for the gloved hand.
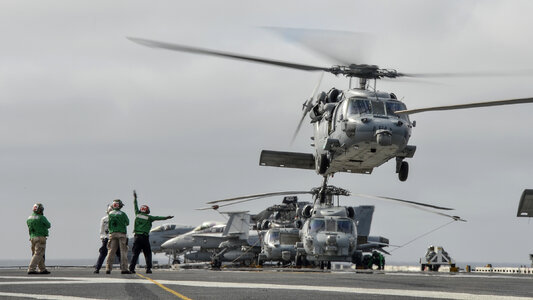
[167,216,174,219]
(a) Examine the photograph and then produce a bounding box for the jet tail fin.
[353,205,374,236]
[222,212,250,240]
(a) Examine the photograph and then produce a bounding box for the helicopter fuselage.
[298,205,357,262]
[314,88,416,176]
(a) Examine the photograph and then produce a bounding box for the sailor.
[129,190,173,274]
[93,204,121,274]
[27,203,51,275]
[105,199,130,274]
[378,252,385,270]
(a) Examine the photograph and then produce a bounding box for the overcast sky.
[2,0,533,265]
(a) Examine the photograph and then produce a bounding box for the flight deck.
[1,267,532,299]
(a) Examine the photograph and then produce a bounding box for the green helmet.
[32,203,44,214]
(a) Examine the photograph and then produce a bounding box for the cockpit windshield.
[269,231,280,244]
[337,219,354,234]
[150,224,176,232]
[309,219,325,234]
[347,98,372,115]
[280,233,300,245]
[309,218,354,234]
[347,98,407,120]
[386,101,408,120]
[192,221,217,232]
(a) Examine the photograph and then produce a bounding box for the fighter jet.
[161,213,260,267]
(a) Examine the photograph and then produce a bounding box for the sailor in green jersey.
[129,190,173,274]
[27,203,51,275]
[105,199,130,274]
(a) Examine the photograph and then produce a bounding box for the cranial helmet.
[112,199,124,209]
[33,203,44,214]
[140,205,150,214]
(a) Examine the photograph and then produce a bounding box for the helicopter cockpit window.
[309,218,325,234]
[371,100,386,116]
[386,101,408,120]
[326,219,336,232]
[280,233,300,245]
[269,231,280,244]
[347,98,372,116]
[337,219,354,234]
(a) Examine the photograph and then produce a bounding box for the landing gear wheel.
[318,154,329,175]
[398,161,409,182]
[211,259,222,269]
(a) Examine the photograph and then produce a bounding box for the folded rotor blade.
[206,191,313,204]
[396,97,533,115]
[351,193,453,210]
[196,196,266,211]
[128,37,331,72]
[291,72,324,144]
[351,193,466,222]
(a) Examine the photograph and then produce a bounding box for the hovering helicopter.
[202,179,465,269]
[128,35,533,181]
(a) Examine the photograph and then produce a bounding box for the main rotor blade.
[128,37,331,72]
[396,97,533,115]
[351,193,466,222]
[399,69,533,78]
[351,193,453,210]
[207,190,313,204]
[196,196,266,211]
[262,27,374,66]
[291,72,324,144]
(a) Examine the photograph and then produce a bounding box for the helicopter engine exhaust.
[375,129,393,146]
[302,205,313,218]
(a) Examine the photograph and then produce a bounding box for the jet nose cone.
[161,237,179,249]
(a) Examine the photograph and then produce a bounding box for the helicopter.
[128,36,533,182]
[201,178,465,269]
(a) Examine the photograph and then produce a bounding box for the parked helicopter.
[202,179,465,269]
[128,36,533,182]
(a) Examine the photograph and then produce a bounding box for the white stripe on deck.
[0,292,102,300]
[0,276,530,300]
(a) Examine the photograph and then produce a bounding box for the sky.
[2,0,533,265]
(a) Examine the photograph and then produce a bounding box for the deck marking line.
[136,273,192,300]
[0,291,103,300]
[154,279,533,300]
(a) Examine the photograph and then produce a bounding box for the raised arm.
[133,190,139,215]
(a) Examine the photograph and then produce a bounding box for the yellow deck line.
[136,273,192,300]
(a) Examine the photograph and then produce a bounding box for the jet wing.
[260,150,315,170]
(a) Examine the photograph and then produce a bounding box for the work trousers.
[95,238,121,271]
[106,232,128,272]
[129,234,152,271]
[28,236,47,272]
